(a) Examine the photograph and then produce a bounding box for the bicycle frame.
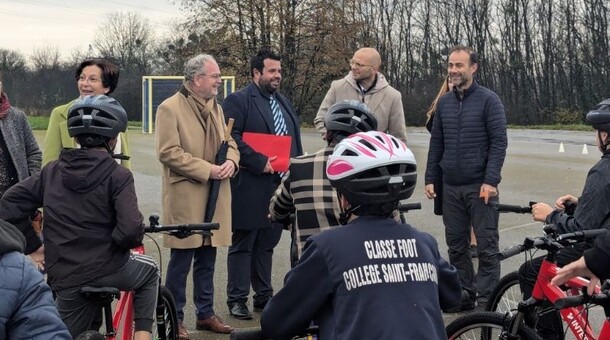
[508,248,609,340]
[523,257,606,339]
[106,245,145,340]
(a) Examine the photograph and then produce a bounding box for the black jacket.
[222,82,303,230]
[425,81,507,187]
[261,216,461,340]
[0,149,144,290]
[551,151,610,279]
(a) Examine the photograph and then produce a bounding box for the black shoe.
[228,302,252,320]
[253,300,268,312]
[443,290,476,313]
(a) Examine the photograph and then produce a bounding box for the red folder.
[242,132,292,172]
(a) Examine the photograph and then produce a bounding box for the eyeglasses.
[198,73,222,80]
[78,76,102,84]
[349,59,373,69]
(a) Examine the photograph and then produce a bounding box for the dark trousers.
[56,254,159,337]
[226,223,283,306]
[443,182,500,301]
[165,246,217,321]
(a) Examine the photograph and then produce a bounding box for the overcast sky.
[0,0,186,58]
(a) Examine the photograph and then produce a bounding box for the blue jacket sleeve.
[483,94,507,186]
[425,108,444,185]
[9,254,72,339]
[261,241,333,340]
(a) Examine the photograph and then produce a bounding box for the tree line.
[1,0,608,126]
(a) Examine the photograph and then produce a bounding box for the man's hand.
[263,156,278,174]
[531,202,553,222]
[424,184,436,199]
[555,194,578,210]
[479,184,497,204]
[552,256,598,295]
[211,161,236,180]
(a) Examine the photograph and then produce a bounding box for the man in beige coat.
[313,47,408,143]
[155,54,239,339]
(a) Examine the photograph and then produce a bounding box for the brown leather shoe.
[177,322,190,340]
[196,315,234,334]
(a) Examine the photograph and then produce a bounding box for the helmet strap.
[337,191,360,225]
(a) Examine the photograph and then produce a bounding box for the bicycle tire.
[486,271,521,315]
[446,311,541,340]
[152,286,179,340]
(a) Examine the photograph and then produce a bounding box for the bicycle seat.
[79,286,121,303]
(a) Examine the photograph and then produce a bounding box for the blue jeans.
[165,246,216,321]
[226,224,283,306]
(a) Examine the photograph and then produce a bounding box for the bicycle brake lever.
[172,230,192,239]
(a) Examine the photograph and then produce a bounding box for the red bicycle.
[79,214,219,340]
[446,228,607,339]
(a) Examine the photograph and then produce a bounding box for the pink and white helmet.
[326,131,417,205]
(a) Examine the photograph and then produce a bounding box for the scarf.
[181,83,222,163]
[0,93,10,119]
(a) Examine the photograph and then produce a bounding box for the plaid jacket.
[269,146,342,260]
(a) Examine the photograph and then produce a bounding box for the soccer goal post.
[141,75,236,133]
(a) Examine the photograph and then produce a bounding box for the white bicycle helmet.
[326,131,417,205]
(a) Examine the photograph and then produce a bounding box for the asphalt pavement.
[35,127,602,339]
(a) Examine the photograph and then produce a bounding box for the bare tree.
[30,45,62,71]
[93,11,155,74]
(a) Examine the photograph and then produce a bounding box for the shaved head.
[354,48,381,68]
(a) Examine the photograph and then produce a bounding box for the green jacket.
[42,100,131,169]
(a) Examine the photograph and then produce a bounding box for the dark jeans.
[227,223,283,306]
[518,247,583,340]
[165,246,217,321]
[56,254,159,337]
[443,182,500,302]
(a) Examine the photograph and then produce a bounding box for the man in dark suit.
[222,49,303,320]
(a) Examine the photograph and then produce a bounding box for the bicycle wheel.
[446,311,541,340]
[486,271,521,315]
[152,286,179,340]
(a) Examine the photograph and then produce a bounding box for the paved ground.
[34,127,602,339]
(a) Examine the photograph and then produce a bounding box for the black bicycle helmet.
[586,98,610,132]
[324,100,377,136]
[68,95,128,138]
[326,131,417,206]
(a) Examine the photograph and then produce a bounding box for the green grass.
[27,116,143,130]
[27,116,50,130]
[506,124,593,131]
[27,116,592,132]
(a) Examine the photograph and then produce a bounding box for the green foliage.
[27,116,50,130]
[553,108,583,125]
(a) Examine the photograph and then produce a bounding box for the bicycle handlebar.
[397,203,422,212]
[144,213,220,236]
[555,292,610,309]
[230,326,319,340]
[490,202,534,214]
[496,228,607,261]
[229,327,266,340]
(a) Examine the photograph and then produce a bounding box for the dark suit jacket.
[223,82,303,230]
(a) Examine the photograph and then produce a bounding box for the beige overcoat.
[155,87,239,248]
